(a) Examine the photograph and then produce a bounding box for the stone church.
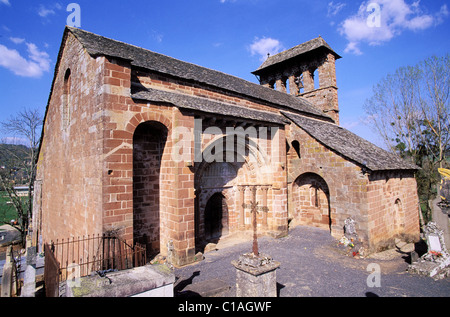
[33,27,420,266]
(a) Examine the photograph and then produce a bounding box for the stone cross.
[250,186,259,256]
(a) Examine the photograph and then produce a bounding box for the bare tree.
[0,108,43,245]
[364,65,423,160]
[364,55,449,164]
[418,55,450,169]
[364,54,450,221]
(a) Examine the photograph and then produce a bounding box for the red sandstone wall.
[366,171,420,250]
[300,53,339,124]
[286,123,420,251]
[286,124,369,241]
[99,56,199,265]
[37,33,105,243]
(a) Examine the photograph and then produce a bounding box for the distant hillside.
[0,144,32,184]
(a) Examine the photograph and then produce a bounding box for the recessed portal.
[204,193,227,241]
[292,173,332,231]
[133,121,167,258]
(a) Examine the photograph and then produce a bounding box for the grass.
[0,192,19,224]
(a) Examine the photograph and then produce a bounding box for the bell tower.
[252,36,341,124]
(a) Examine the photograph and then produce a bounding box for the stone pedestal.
[231,253,280,297]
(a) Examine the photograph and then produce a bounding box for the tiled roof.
[282,111,419,171]
[67,27,331,121]
[252,36,341,75]
[132,88,288,125]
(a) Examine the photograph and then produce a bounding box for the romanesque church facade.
[33,27,420,266]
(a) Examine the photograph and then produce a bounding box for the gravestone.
[408,222,450,280]
[339,217,364,257]
[344,217,357,237]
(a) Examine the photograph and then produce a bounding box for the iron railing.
[44,243,60,297]
[44,234,146,297]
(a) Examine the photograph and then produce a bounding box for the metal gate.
[43,235,146,297]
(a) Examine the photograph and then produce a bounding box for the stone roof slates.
[67,27,330,121]
[252,36,341,74]
[281,111,419,172]
[132,88,288,125]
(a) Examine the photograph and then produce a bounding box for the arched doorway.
[204,193,228,241]
[193,132,269,249]
[195,161,237,248]
[132,121,168,258]
[292,173,332,231]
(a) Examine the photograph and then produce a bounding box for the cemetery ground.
[173,225,450,297]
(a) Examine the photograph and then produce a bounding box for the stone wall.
[286,123,420,251]
[286,123,368,241]
[36,33,105,242]
[73,48,288,265]
[300,53,339,124]
[367,171,420,251]
[259,52,339,124]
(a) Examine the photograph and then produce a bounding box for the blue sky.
[0,0,449,148]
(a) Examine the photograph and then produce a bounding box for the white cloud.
[341,120,360,130]
[27,43,51,71]
[436,4,450,24]
[38,3,63,18]
[1,0,11,6]
[338,0,449,55]
[249,37,284,61]
[149,30,164,43]
[0,41,51,78]
[9,37,25,44]
[38,5,56,17]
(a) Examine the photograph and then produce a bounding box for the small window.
[310,186,320,208]
[313,68,319,90]
[63,69,71,128]
[291,140,301,158]
[284,77,289,94]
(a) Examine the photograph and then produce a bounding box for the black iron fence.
[44,234,146,297]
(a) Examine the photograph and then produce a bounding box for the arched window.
[63,69,71,128]
[291,140,301,158]
[313,68,320,90]
[284,76,290,94]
